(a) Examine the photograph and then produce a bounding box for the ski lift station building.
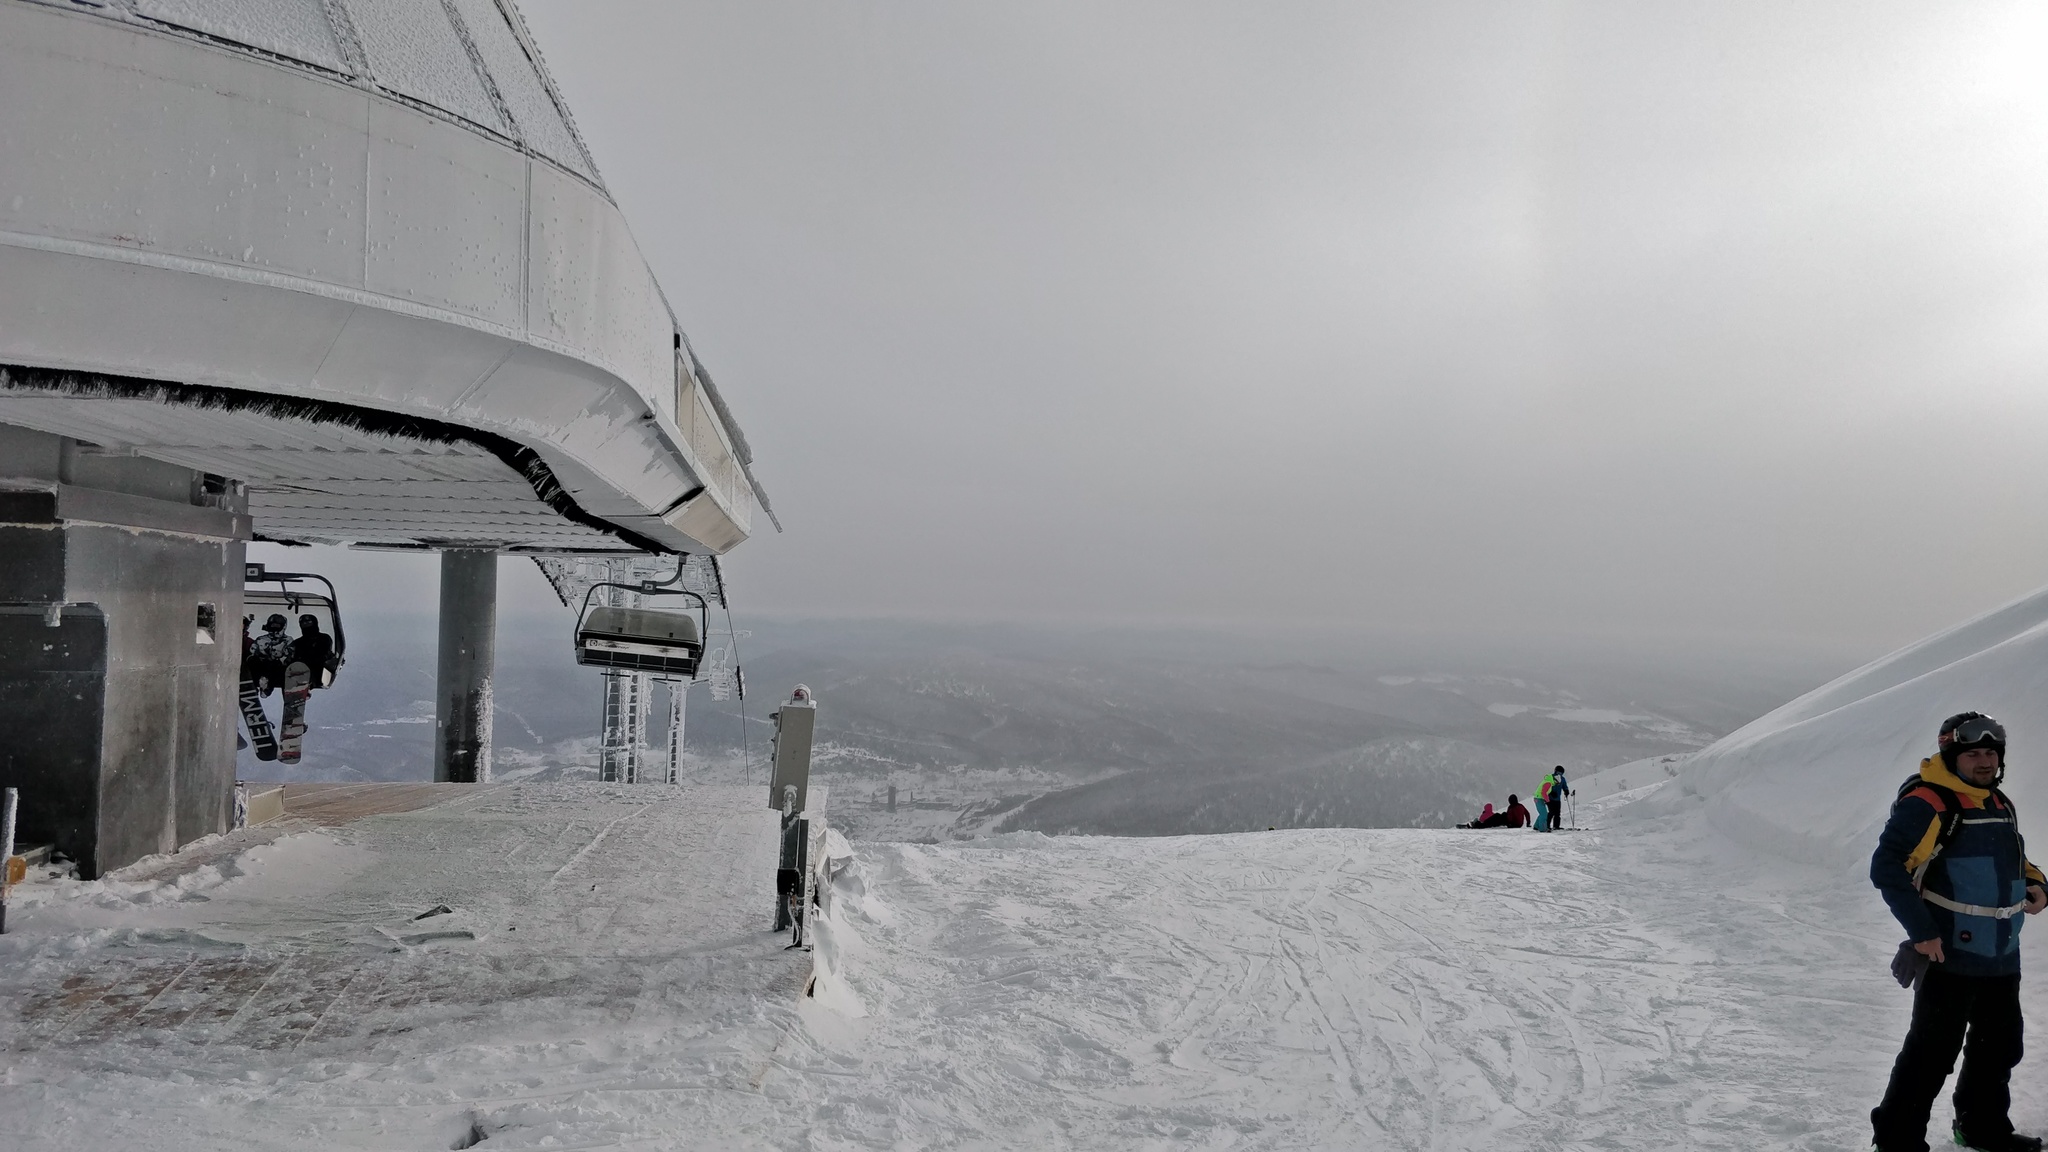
[0,0,776,876]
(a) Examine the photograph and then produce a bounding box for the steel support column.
[665,679,686,784]
[434,550,497,783]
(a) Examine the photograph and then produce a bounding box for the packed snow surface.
[0,784,816,1149]
[5,790,2041,1148]
[8,585,2048,1147]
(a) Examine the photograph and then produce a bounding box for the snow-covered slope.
[1629,584,2048,871]
[15,799,2003,1150]
[10,596,2048,1149]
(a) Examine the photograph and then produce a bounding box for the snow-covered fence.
[802,825,866,1017]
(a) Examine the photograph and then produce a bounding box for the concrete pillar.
[434,550,497,783]
[0,426,248,877]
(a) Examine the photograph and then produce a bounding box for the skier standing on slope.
[1531,771,1556,833]
[1870,712,2048,1152]
[1549,765,1572,830]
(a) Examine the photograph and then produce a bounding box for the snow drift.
[1631,583,2048,872]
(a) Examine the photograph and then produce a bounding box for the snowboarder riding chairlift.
[249,613,293,694]
[293,613,337,687]
[1869,711,2047,1152]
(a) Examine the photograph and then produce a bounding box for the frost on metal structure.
[121,0,600,182]
[665,684,685,785]
[1,0,775,555]
[535,554,725,784]
[697,634,744,703]
[533,553,725,613]
[0,0,777,878]
[602,659,648,785]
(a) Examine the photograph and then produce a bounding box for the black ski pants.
[1871,968,2023,1152]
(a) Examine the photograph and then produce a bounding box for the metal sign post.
[774,784,801,933]
[768,687,817,937]
[766,686,815,814]
[1,787,17,934]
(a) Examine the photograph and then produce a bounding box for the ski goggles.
[1941,716,2006,748]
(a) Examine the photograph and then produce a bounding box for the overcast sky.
[392,1,2048,656]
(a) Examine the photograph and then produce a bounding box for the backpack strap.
[1898,778,2033,887]
[1992,788,2029,874]
[1896,776,1965,889]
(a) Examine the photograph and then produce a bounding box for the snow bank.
[1625,583,2048,873]
[807,826,871,1018]
[1568,754,1684,804]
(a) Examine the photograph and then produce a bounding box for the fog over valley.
[255,602,1851,840]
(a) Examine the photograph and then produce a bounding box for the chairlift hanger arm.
[248,569,337,596]
[575,581,708,617]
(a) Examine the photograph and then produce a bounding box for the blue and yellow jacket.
[1870,758,2046,977]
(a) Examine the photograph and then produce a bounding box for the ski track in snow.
[776,804,2043,1151]
[21,590,2048,1147]
[1,785,2042,1149]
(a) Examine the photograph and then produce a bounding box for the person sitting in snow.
[1460,802,1496,828]
[1465,795,1529,829]
[1869,712,2048,1152]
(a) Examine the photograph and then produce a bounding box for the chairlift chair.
[243,563,347,686]
[574,581,707,679]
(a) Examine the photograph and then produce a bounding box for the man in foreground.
[1870,712,2047,1152]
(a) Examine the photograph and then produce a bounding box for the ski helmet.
[1937,711,2006,773]
[263,613,288,631]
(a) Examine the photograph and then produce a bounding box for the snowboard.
[238,674,278,762]
[278,661,311,764]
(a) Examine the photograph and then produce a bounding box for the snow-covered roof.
[28,0,603,189]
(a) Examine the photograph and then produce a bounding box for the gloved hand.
[1892,940,1934,989]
